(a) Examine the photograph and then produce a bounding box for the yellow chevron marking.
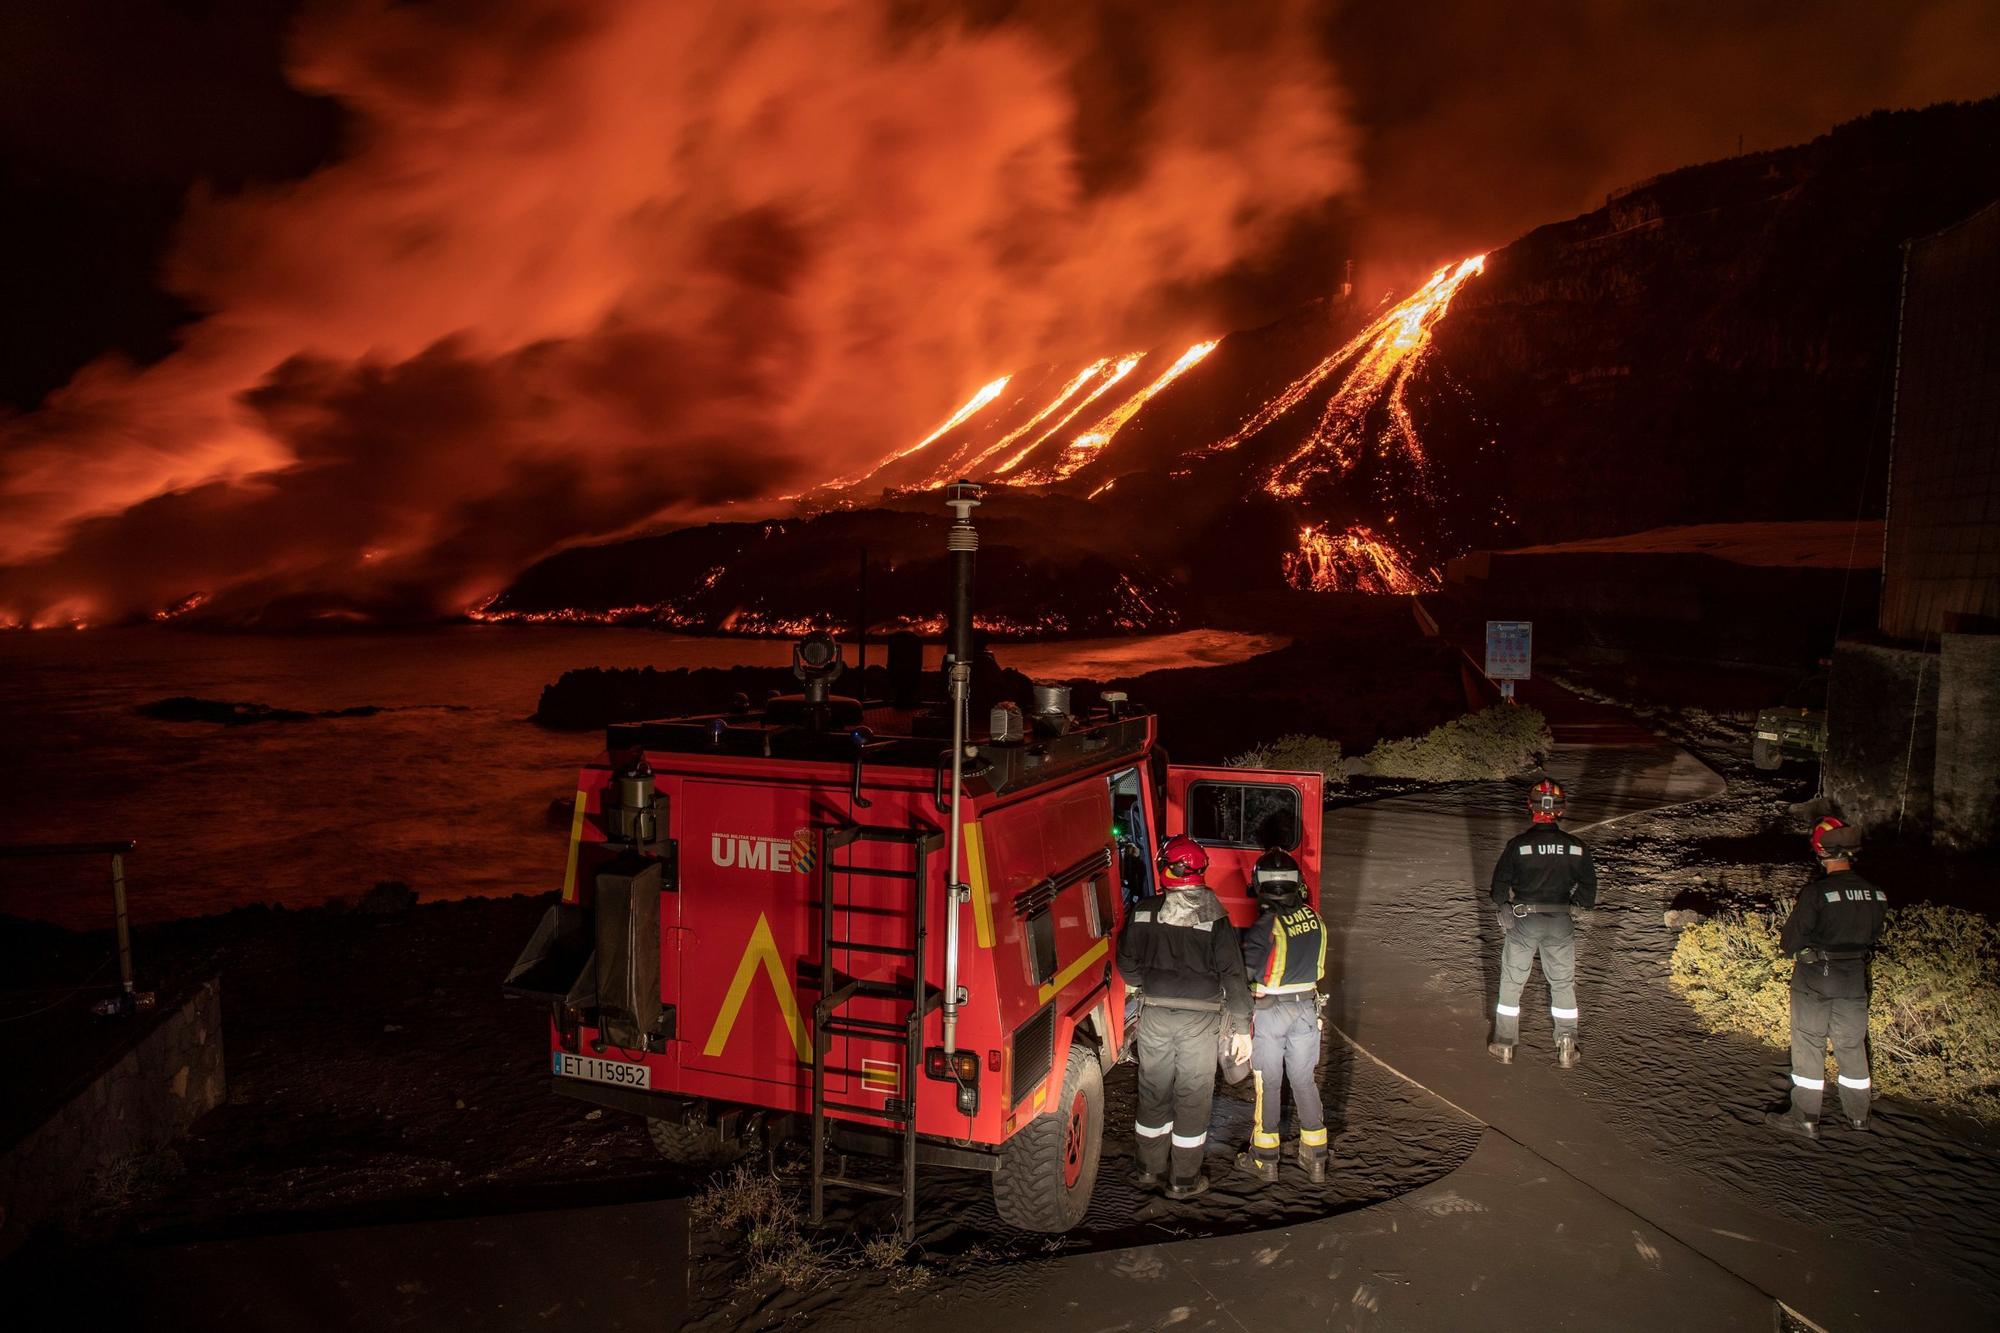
[703,913,812,1062]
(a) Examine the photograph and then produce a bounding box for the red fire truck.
[506,484,1321,1235]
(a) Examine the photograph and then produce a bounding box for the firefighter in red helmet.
[1116,833,1252,1199]
[1767,817,1886,1141]
[1488,779,1597,1067]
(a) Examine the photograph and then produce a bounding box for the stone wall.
[0,977,223,1238]
[1935,633,2000,850]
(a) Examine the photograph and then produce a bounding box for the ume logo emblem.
[711,828,814,875]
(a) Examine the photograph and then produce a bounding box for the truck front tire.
[1752,738,1780,770]
[992,1041,1103,1232]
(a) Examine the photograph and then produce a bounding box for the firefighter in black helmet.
[1116,835,1253,1200]
[1488,779,1597,1067]
[1767,817,1886,1141]
[1235,848,1329,1185]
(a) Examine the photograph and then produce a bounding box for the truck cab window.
[1188,781,1301,851]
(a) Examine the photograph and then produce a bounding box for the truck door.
[1164,766,1323,926]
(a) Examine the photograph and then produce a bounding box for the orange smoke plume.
[0,0,1356,625]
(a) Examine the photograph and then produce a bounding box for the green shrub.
[1363,705,1553,782]
[1228,733,1346,785]
[1671,901,2000,1120]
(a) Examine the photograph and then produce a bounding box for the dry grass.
[690,1165,933,1294]
[1671,900,2000,1120]
[1362,705,1553,782]
[1227,733,1346,785]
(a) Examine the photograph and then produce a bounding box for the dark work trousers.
[1134,1003,1222,1182]
[1789,962,1871,1122]
[1249,995,1325,1164]
[1494,909,1578,1044]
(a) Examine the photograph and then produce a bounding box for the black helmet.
[1252,849,1304,908]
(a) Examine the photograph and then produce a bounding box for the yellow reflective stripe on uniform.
[1251,1070,1280,1149]
[1255,981,1318,994]
[1268,917,1288,990]
[1298,1127,1328,1147]
[1313,912,1327,982]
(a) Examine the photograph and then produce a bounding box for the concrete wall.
[1824,641,1938,835]
[1880,201,2000,641]
[0,977,223,1237]
[1935,633,2000,850]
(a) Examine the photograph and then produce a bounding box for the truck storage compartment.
[594,851,671,1048]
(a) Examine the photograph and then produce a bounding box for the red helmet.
[1529,779,1565,824]
[1811,816,1860,861]
[1158,835,1210,887]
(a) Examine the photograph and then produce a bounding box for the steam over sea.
[0,626,1276,927]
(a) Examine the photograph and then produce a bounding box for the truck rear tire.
[992,1041,1102,1232]
[1752,738,1780,770]
[647,1117,746,1166]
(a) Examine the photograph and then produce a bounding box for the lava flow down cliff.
[485,98,2000,636]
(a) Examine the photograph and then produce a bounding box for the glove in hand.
[1229,1033,1253,1064]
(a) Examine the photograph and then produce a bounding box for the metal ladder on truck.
[809,823,946,1241]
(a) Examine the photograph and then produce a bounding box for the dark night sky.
[0,0,1993,623]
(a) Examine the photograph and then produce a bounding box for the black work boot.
[1764,1110,1818,1142]
[1163,1173,1210,1200]
[1845,1116,1870,1132]
[1129,1167,1163,1190]
[1556,1037,1580,1069]
[1487,1041,1515,1064]
[1297,1148,1328,1185]
[1234,1151,1279,1187]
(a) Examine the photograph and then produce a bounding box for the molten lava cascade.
[1263,256,1484,499]
[943,359,1112,485]
[825,375,1012,490]
[992,355,1143,475]
[1282,524,1421,594]
[1019,339,1219,483]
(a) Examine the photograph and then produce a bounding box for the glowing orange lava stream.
[1022,339,1218,483]
[944,359,1112,485]
[1264,256,1484,498]
[825,374,1012,490]
[992,354,1142,475]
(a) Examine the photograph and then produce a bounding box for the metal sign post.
[1485,621,1533,702]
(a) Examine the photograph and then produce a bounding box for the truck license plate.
[553,1052,650,1089]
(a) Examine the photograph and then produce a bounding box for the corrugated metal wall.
[1879,200,2000,641]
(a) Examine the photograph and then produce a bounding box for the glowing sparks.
[1028,339,1218,482]
[1283,524,1426,594]
[826,375,1012,489]
[992,355,1142,476]
[1265,256,1484,499]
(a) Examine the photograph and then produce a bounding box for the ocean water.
[0,626,1278,926]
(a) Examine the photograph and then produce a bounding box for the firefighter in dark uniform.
[1767,817,1886,1141]
[1116,834,1253,1199]
[1488,779,1597,1068]
[1235,849,1329,1185]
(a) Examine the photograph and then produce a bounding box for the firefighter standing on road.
[1488,779,1598,1067]
[1117,834,1253,1200]
[1767,817,1886,1142]
[1235,849,1329,1185]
